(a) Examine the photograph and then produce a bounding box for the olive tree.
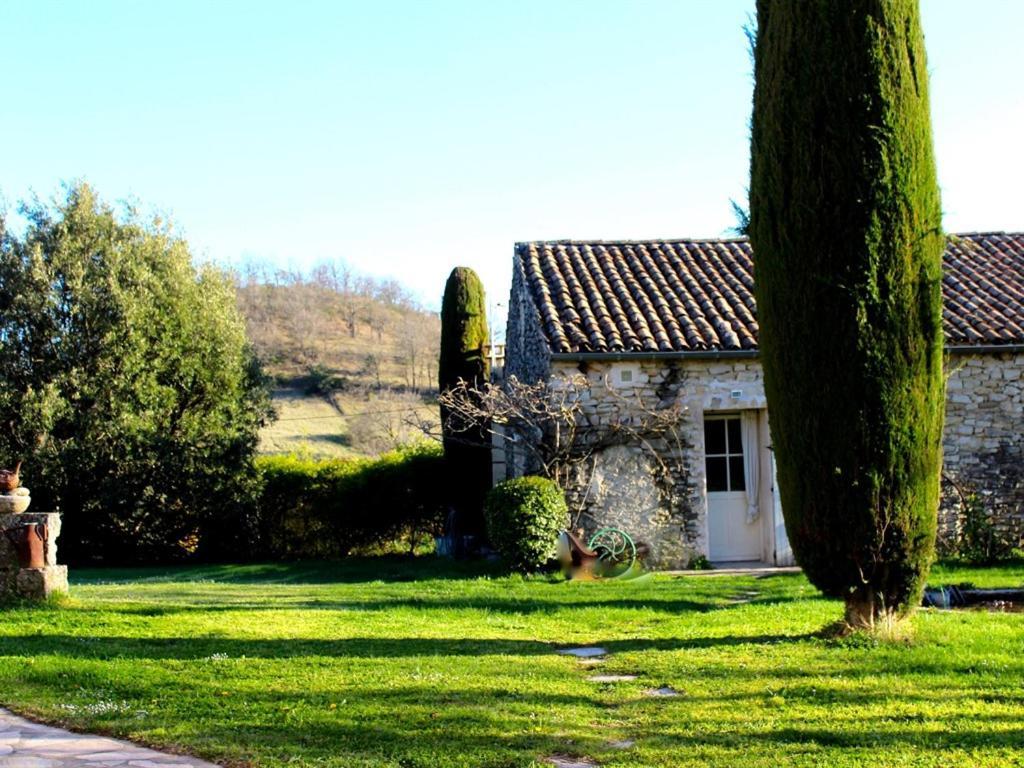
[0,184,273,562]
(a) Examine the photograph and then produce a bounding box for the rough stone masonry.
[0,512,69,600]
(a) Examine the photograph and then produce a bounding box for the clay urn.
[0,461,22,493]
[4,522,47,569]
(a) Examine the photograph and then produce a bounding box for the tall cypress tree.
[749,0,945,627]
[438,267,491,539]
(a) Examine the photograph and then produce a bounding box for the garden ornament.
[556,527,638,580]
[0,461,22,493]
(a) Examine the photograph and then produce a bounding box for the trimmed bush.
[484,476,568,572]
[256,443,448,559]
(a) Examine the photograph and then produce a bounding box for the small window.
[609,365,640,388]
[704,415,745,493]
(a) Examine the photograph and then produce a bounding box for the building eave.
[549,349,760,362]
[947,344,1024,355]
[549,343,1024,362]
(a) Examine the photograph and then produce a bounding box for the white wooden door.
[705,415,762,562]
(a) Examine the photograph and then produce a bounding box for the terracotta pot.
[0,461,22,493]
[4,522,47,569]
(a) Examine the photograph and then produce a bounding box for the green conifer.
[749,0,945,627]
[438,267,491,539]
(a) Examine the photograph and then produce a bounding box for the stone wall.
[503,270,1024,564]
[502,253,553,478]
[515,352,1023,569]
[556,360,691,569]
[942,352,1024,547]
[552,357,768,569]
[504,253,552,387]
[0,512,69,600]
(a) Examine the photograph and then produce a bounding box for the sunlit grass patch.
[0,558,1020,767]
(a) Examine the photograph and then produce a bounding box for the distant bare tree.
[233,257,441,394]
[348,392,439,455]
[362,354,383,390]
[401,312,441,392]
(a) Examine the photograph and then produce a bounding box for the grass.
[259,389,439,458]
[259,388,359,458]
[0,559,1022,767]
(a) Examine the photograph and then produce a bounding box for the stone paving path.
[0,709,220,768]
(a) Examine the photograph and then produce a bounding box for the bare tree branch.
[437,373,688,520]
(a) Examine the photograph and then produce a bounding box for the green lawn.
[1,559,1022,768]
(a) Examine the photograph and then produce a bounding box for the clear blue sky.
[3,1,1022,315]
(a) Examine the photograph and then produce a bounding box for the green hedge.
[255,443,449,559]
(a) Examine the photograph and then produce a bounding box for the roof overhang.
[549,350,759,362]
[947,344,1024,355]
[550,344,1024,362]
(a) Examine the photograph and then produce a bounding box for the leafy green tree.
[0,184,273,562]
[438,267,490,539]
[749,0,944,627]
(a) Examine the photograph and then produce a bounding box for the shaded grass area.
[1,559,1022,767]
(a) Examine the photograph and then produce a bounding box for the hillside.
[235,262,442,457]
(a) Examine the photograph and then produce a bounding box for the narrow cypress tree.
[749,0,945,627]
[438,267,491,538]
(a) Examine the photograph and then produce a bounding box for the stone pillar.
[0,512,69,600]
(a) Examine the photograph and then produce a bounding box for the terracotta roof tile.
[515,233,1024,354]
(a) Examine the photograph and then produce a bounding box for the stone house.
[503,233,1024,569]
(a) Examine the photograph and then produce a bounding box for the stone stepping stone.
[557,647,608,658]
[586,674,637,683]
[0,708,220,767]
[607,740,635,750]
[645,685,683,697]
[728,594,759,603]
[728,590,762,603]
[545,755,599,768]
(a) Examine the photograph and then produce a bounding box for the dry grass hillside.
[235,262,442,457]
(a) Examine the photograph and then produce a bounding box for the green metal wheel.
[587,528,637,572]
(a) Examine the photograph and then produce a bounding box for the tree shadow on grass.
[0,631,822,661]
[18,674,1024,767]
[637,723,1024,753]
[71,557,509,586]
[72,560,817,589]
[83,593,737,616]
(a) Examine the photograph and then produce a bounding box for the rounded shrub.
[484,476,568,572]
